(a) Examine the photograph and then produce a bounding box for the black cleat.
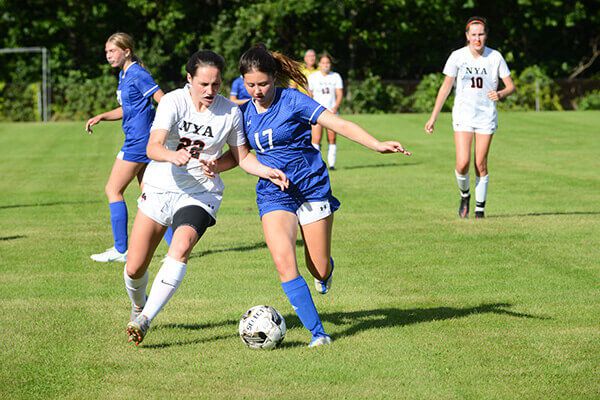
[329,165,335,171]
[458,195,470,218]
[475,211,485,219]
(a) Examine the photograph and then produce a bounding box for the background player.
[85,32,167,262]
[424,17,515,218]
[289,49,317,95]
[229,75,251,105]
[124,50,287,345]
[213,44,411,347]
[308,52,344,170]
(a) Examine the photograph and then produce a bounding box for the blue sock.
[109,201,128,253]
[163,226,173,246]
[281,276,326,338]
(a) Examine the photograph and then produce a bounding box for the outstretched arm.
[315,111,411,155]
[229,144,289,191]
[424,75,455,134]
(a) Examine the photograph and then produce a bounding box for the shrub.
[410,73,453,113]
[499,65,562,111]
[342,72,410,114]
[0,82,39,122]
[52,70,118,120]
[577,90,600,110]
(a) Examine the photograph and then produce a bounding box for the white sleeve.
[308,74,316,92]
[226,108,247,147]
[442,52,459,77]
[498,53,511,78]
[150,93,178,132]
[334,73,343,89]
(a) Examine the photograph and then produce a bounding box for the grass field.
[0,111,598,399]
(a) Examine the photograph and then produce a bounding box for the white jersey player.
[308,52,344,170]
[123,50,288,346]
[425,17,515,219]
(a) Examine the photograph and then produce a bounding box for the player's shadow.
[0,235,26,241]
[338,161,420,171]
[0,200,102,210]
[141,319,239,349]
[488,211,600,218]
[283,302,546,342]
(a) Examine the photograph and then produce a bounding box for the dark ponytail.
[239,44,308,91]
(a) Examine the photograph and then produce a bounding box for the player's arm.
[229,95,249,106]
[85,107,123,134]
[229,144,289,190]
[488,76,515,102]
[153,89,165,103]
[424,75,455,134]
[146,129,191,166]
[332,88,343,113]
[316,111,411,155]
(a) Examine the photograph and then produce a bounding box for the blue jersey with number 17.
[240,88,340,216]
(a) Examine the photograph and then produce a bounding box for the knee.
[125,262,146,279]
[475,161,488,176]
[455,163,469,175]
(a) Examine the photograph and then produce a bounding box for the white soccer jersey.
[443,46,510,130]
[143,86,246,194]
[308,71,343,111]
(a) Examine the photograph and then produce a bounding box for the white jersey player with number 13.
[425,16,515,219]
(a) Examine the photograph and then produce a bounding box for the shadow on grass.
[489,211,600,218]
[0,200,102,210]
[0,235,26,241]
[338,161,420,171]
[188,239,304,259]
[142,302,545,349]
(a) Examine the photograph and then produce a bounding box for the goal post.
[0,47,51,122]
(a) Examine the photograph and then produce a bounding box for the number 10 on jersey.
[254,128,274,152]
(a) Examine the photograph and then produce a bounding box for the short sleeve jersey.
[308,71,343,110]
[144,87,246,194]
[230,76,251,101]
[241,88,339,207]
[117,62,160,153]
[443,46,510,127]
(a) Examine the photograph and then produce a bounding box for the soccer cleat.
[127,315,150,345]
[90,247,127,262]
[130,304,144,322]
[475,211,485,219]
[314,258,334,295]
[458,195,470,219]
[329,165,336,171]
[309,334,332,348]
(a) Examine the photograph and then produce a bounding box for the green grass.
[0,112,598,399]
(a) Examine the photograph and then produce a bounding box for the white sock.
[455,170,470,197]
[327,144,337,167]
[312,143,320,151]
[475,175,489,212]
[141,256,187,321]
[124,266,148,308]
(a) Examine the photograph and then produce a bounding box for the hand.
[85,116,102,134]
[487,91,501,101]
[266,168,289,191]
[424,118,435,134]
[376,141,411,156]
[199,159,218,178]
[169,149,192,167]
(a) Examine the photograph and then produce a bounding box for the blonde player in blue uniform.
[213,44,411,347]
[425,17,515,218]
[124,50,287,345]
[86,33,171,262]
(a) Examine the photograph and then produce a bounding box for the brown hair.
[465,16,488,34]
[107,32,143,66]
[239,44,308,91]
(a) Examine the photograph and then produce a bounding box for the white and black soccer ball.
[239,305,286,350]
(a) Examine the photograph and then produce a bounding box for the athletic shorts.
[137,190,221,227]
[117,150,151,163]
[259,196,340,226]
[453,122,496,135]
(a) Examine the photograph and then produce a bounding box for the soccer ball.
[239,305,286,350]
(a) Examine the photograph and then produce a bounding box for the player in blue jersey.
[229,75,251,105]
[85,33,171,263]
[213,44,411,347]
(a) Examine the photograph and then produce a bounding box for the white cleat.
[309,335,332,348]
[90,247,127,262]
